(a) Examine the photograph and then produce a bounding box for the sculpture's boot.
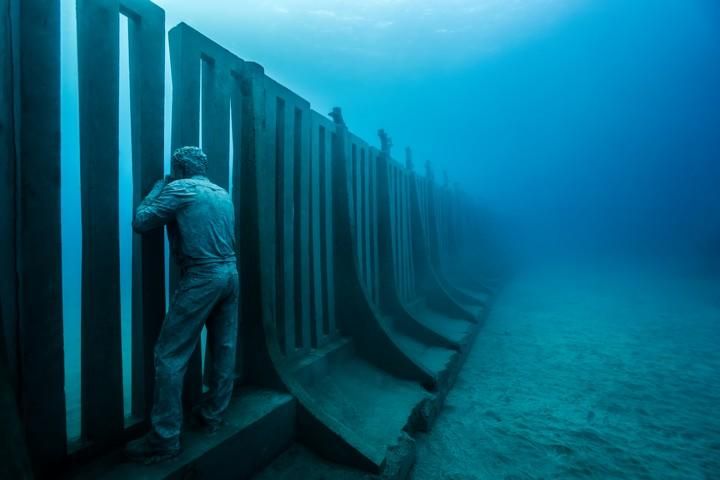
[124,433,181,465]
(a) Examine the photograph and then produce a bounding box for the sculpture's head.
[171,146,208,179]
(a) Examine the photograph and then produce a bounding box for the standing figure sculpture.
[126,146,239,464]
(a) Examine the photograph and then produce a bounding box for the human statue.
[378,129,393,157]
[329,106,346,126]
[125,146,239,464]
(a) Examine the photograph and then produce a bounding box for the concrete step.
[390,325,458,387]
[404,299,475,350]
[71,388,295,480]
[296,353,429,475]
[388,326,461,431]
[450,283,492,306]
[452,298,487,322]
[455,286,493,305]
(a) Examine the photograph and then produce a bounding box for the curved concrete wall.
[0,1,498,477]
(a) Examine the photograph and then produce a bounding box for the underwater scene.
[1,0,719,478]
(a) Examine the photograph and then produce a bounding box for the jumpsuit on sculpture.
[133,175,238,450]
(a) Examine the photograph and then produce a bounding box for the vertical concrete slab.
[202,51,231,379]
[123,0,167,421]
[324,129,336,337]
[375,155,399,311]
[352,144,362,279]
[388,166,399,304]
[309,116,321,345]
[406,175,416,298]
[398,169,406,300]
[402,173,411,300]
[15,0,67,467]
[236,61,264,384]
[371,150,380,305]
[361,146,367,287]
[169,24,200,147]
[294,106,311,352]
[0,126,31,472]
[268,94,287,352]
[402,170,410,301]
[0,0,17,387]
[253,75,280,364]
[77,0,124,443]
[169,22,202,409]
[362,148,372,299]
[396,168,403,300]
[278,93,295,353]
[202,58,231,190]
[396,168,405,302]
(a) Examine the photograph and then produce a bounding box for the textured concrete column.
[124,0,167,421]
[0,7,30,479]
[362,148,373,299]
[293,106,312,352]
[15,0,67,468]
[239,61,286,388]
[371,149,380,304]
[0,0,18,387]
[77,0,124,442]
[272,87,295,353]
[309,112,338,347]
[323,119,337,338]
[374,148,401,311]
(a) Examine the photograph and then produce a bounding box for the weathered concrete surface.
[404,299,475,349]
[77,0,125,444]
[3,3,493,477]
[15,0,68,468]
[252,311,485,480]
[0,0,18,388]
[124,0,167,421]
[72,389,295,480]
[300,355,428,466]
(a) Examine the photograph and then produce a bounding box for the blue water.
[57,0,720,472]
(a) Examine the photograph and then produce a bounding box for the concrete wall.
[0,0,490,475]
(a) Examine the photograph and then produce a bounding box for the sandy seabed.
[414,263,720,480]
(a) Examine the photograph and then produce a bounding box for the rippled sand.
[414,264,720,480]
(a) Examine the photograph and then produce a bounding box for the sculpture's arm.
[132,180,194,233]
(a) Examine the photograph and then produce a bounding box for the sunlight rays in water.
[151,0,587,67]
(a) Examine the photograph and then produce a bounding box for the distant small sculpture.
[405,147,414,172]
[378,129,393,157]
[125,146,239,464]
[329,107,346,126]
